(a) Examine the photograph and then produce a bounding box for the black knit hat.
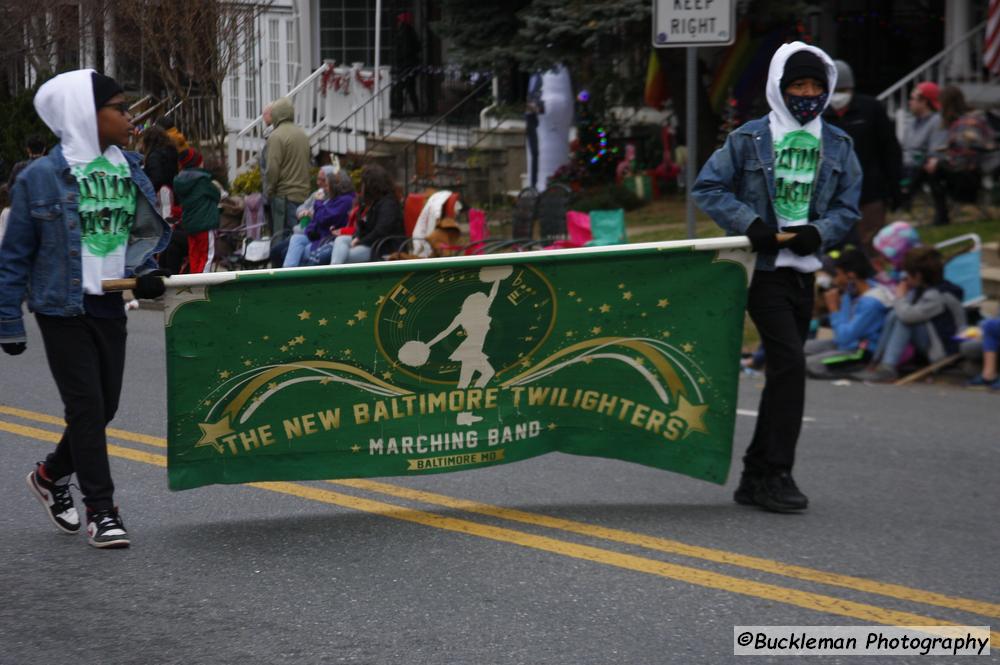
[781,51,827,91]
[91,72,124,110]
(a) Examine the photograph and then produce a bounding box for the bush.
[572,184,642,213]
[230,167,262,195]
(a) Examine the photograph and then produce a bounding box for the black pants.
[526,113,540,189]
[36,313,127,512]
[744,268,814,475]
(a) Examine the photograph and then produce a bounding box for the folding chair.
[936,233,985,308]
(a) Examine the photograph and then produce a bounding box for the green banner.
[164,240,753,490]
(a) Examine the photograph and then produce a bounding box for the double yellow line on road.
[0,403,996,647]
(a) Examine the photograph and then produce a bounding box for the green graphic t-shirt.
[72,156,136,294]
[772,129,822,271]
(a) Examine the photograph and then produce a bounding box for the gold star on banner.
[576,298,583,303]
[351,444,361,453]
[218,370,231,380]
[267,382,278,390]
[196,415,234,452]
[599,304,611,313]
[524,335,534,342]
[565,330,575,337]
[243,360,252,367]
[355,310,368,320]
[381,371,393,380]
[641,312,647,318]
[670,395,709,437]
[521,359,532,367]
[295,335,306,344]
[287,338,298,347]
[344,349,352,356]
[315,349,327,358]
[298,310,311,321]
[262,335,270,341]
[203,400,212,407]
[547,423,557,430]
[280,345,289,352]
[698,377,707,384]
[568,291,577,297]
[318,318,328,326]
[376,295,386,305]
[657,298,670,308]
[319,377,333,385]
[661,331,671,338]
[622,291,633,300]
[682,343,694,353]
[617,283,625,289]
[347,319,356,327]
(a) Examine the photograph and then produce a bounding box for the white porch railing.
[227,61,391,181]
[877,21,988,139]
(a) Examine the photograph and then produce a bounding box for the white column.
[103,6,116,78]
[945,0,973,80]
[374,0,382,133]
[79,3,97,69]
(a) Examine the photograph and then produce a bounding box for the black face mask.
[785,92,829,125]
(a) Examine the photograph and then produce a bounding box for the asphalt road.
[1,308,997,665]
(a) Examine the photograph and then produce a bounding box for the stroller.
[215,193,272,271]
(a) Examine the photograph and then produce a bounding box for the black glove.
[133,272,167,300]
[306,229,320,242]
[745,219,779,254]
[2,342,27,356]
[784,224,823,256]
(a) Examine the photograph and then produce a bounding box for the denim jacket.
[692,117,862,271]
[0,145,171,342]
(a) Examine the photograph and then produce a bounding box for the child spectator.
[173,148,221,273]
[852,247,965,382]
[806,250,894,378]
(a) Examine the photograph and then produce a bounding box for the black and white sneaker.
[86,508,130,549]
[26,464,80,534]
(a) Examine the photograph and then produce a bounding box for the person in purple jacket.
[282,168,355,267]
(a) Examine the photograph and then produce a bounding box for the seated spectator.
[283,168,355,267]
[852,247,965,382]
[924,85,997,225]
[806,250,894,379]
[963,317,1000,390]
[331,164,403,264]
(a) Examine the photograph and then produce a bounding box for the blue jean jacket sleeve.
[813,147,862,248]
[691,134,760,235]
[0,178,37,342]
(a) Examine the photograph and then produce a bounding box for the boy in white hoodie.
[0,71,171,548]
[693,44,862,512]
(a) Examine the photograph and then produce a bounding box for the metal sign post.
[653,0,736,238]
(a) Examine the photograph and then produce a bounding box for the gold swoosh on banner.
[224,361,411,418]
[500,337,687,399]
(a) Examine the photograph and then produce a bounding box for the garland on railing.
[355,69,375,92]
[319,62,338,96]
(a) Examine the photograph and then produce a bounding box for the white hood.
[33,69,126,168]
[765,41,838,142]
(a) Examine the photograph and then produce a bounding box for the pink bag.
[468,208,487,244]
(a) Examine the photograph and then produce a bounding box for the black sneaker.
[754,472,809,512]
[26,464,80,534]
[86,508,130,549]
[733,471,760,506]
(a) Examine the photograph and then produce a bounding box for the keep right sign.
[653,0,735,48]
